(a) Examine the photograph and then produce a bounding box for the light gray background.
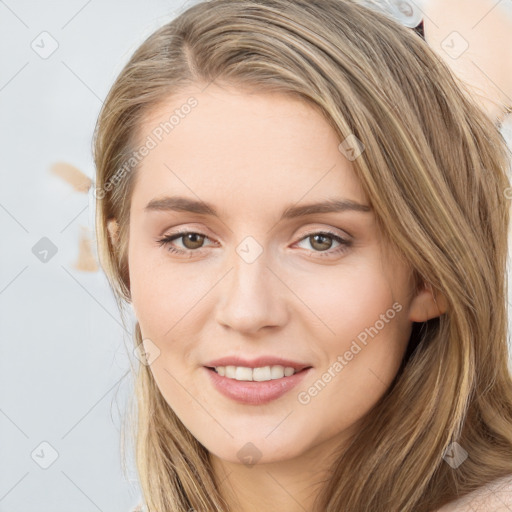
[1,1,511,511]
[0,1,193,511]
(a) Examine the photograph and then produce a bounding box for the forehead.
[130,85,369,217]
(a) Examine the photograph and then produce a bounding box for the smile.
[204,366,312,405]
[211,365,298,381]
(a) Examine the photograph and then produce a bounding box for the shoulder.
[130,503,147,512]
[435,474,512,512]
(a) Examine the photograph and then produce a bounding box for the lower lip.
[204,367,312,405]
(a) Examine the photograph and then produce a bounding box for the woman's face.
[126,84,431,466]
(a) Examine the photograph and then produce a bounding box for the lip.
[204,366,313,405]
[204,356,312,372]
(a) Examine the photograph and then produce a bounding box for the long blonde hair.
[92,1,512,510]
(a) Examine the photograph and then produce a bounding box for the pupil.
[184,233,204,249]
[312,234,331,251]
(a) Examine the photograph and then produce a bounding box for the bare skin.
[422,0,512,124]
[109,84,447,512]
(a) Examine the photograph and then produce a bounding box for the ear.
[107,218,120,247]
[408,282,448,322]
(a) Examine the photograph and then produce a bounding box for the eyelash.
[156,229,352,259]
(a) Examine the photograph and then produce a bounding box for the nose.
[215,251,290,335]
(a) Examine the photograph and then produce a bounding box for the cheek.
[296,313,410,442]
[129,253,203,403]
[292,259,401,340]
[292,259,411,414]
[129,246,216,349]
[129,241,178,338]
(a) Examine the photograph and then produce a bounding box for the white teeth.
[214,365,298,381]
[284,366,295,377]
[235,366,253,381]
[253,366,271,381]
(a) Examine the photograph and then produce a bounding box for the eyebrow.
[144,195,372,220]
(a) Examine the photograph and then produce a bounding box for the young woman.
[92,1,512,510]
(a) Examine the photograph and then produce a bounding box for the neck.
[210,431,351,512]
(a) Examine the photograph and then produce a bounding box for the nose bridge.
[215,240,288,333]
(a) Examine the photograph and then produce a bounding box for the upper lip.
[204,356,312,372]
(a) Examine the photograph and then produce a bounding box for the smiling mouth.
[204,364,313,405]
[206,365,312,382]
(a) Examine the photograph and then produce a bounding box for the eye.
[294,230,352,258]
[156,231,214,256]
